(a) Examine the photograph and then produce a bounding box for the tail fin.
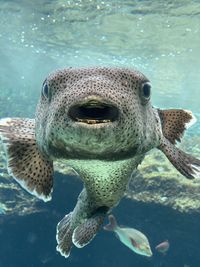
[56,212,73,258]
[72,214,105,248]
[56,212,106,257]
[103,214,118,231]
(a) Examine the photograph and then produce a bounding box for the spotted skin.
[159,137,200,179]
[36,68,160,160]
[158,109,194,144]
[0,67,200,258]
[56,213,73,258]
[0,118,53,201]
[72,214,105,248]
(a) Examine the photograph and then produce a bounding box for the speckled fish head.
[35,67,162,160]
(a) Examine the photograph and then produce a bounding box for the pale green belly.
[66,157,142,208]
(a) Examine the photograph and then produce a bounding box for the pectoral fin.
[0,118,53,201]
[158,109,196,144]
[159,137,200,179]
[157,108,200,179]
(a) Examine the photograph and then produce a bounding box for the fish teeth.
[76,118,111,124]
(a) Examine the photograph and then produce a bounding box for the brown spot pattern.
[159,137,200,179]
[0,118,53,200]
[158,109,193,144]
[73,214,105,248]
[56,213,73,257]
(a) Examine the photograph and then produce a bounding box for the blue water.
[0,0,200,266]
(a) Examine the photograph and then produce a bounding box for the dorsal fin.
[157,109,196,144]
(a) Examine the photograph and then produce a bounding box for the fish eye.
[140,82,151,103]
[142,82,151,98]
[42,80,49,99]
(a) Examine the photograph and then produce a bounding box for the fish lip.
[68,97,119,125]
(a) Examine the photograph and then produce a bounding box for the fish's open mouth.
[68,100,119,124]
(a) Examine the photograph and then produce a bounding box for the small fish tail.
[103,214,118,231]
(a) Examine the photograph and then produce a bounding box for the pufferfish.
[0,67,199,258]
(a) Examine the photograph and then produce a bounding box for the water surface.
[0,1,200,267]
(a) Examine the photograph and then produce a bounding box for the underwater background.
[0,0,200,266]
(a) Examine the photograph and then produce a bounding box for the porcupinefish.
[104,214,152,257]
[0,67,200,258]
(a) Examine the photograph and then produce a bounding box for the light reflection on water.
[0,1,199,160]
[0,0,200,115]
[0,0,200,113]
